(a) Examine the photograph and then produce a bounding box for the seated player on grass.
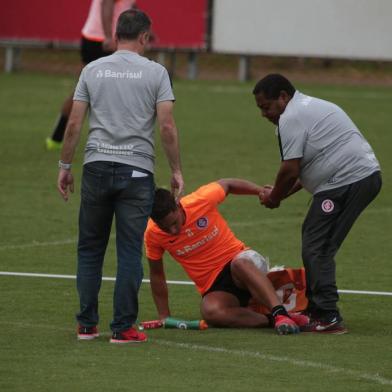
[144,179,309,335]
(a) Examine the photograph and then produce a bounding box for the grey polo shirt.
[74,50,175,173]
[278,91,380,194]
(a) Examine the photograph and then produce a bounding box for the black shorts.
[80,36,113,65]
[203,261,251,307]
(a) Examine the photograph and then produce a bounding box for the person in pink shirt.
[45,0,136,151]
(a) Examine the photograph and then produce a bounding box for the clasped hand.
[259,185,280,209]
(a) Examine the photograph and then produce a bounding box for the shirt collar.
[115,50,140,57]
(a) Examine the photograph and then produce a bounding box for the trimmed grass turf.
[0,72,391,391]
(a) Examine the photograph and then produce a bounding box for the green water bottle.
[163,317,208,330]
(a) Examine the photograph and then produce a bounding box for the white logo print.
[176,225,219,256]
[96,69,143,79]
[106,70,142,79]
[97,143,134,155]
[321,199,335,213]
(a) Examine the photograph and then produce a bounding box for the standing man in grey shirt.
[254,74,381,334]
[57,10,184,344]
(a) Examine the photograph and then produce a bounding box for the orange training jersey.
[144,182,247,295]
[82,0,135,42]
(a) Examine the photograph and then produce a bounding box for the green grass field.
[0,71,391,392]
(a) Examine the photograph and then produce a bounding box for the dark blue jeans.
[76,161,154,332]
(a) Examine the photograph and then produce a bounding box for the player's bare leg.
[230,257,302,334]
[46,94,74,150]
[200,291,270,328]
[46,63,83,149]
[61,94,74,117]
[230,257,281,309]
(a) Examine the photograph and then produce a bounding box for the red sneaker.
[110,327,147,344]
[77,325,99,340]
[274,315,300,335]
[288,312,311,330]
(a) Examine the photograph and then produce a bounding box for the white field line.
[154,339,392,387]
[0,238,78,250]
[0,233,116,251]
[0,271,391,296]
[0,271,194,286]
[0,319,389,387]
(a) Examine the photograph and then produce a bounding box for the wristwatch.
[58,160,72,170]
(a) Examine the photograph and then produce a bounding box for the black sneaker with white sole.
[302,313,348,335]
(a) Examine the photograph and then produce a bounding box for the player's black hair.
[252,74,296,99]
[150,188,177,223]
[116,9,151,41]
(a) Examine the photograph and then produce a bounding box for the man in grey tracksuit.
[254,73,381,334]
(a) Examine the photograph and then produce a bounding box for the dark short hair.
[150,188,177,223]
[252,74,296,99]
[116,10,151,41]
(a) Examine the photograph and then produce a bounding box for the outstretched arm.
[148,258,171,320]
[216,178,265,196]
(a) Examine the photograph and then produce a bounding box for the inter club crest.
[196,217,208,229]
[321,199,335,213]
